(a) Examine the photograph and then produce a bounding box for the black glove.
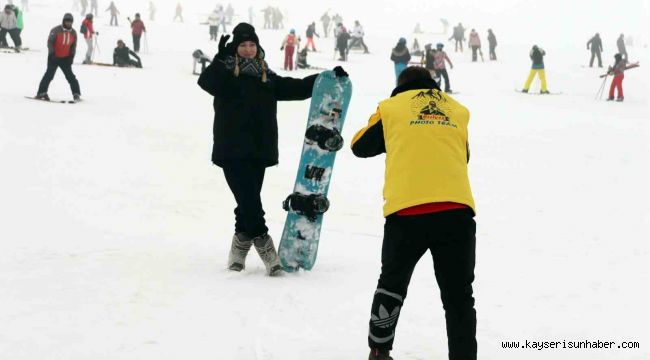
[95,31,99,35]
[280,46,284,51]
[333,66,348,78]
[216,34,230,60]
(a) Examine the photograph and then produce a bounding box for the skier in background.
[616,34,627,60]
[0,4,21,50]
[422,43,440,83]
[280,28,298,71]
[434,43,453,93]
[320,11,330,37]
[390,37,410,85]
[148,1,155,21]
[79,0,87,17]
[522,45,549,94]
[349,20,369,54]
[487,29,497,60]
[440,18,449,34]
[351,65,477,360]
[272,7,283,30]
[449,23,465,52]
[262,6,272,29]
[173,3,183,22]
[468,28,481,62]
[80,13,97,64]
[90,0,98,17]
[196,23,347,276]
[129,13,145,53]
[225,4,234,25]
[586,33,603,68]
[335,23,350,61]
[411,38,422,57]
[208,8,220,41]
[105,1,118,26]
[113,39,142,67]
[305,21,318,51]
[607,53,627,101]
[35,13,81,101]
[192,48,211,75]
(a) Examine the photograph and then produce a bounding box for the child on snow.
[351,66,477,360]
[197,23,348,276]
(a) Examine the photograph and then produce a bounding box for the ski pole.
[94,34,101,55]
[144,32,149,54]
[595,73,608,100]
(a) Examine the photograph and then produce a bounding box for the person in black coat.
[587,32,603,68]
[197,22,348,276]
[487,29,497,60]
[113,39,142,67]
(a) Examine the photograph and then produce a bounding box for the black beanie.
[228,23,265,58]
[63,13,74,23]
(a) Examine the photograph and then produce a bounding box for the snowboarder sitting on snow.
[296,47,310,69]
[607,53,627,102]
[113,39,142,68]
[351,66,477,360]
[192,49,211,75]
[197,23,349,276]
[522,45,549,94]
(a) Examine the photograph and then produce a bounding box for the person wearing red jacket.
[80,13,97,64]
[35,13,81,102]
[130,13,146,53]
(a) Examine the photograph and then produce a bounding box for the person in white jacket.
[349,20,369,53]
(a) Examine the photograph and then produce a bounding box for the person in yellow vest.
[351,66,477,360]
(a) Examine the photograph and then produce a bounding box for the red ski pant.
[609,74,624,99]
[306,37,316,51]
[284,46,295,70]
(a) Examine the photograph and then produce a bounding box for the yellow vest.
[353,88,476,216]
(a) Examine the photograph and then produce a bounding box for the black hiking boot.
[368,348,393,360]
[35,93,50,101]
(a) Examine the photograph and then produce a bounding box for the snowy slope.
[1,1,649,359]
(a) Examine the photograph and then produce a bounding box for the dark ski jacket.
[113,46,140,65]
[336,30,350,50]
[530,47,545,69]
[197,59,318,167]
[390,45,411,65]
[423,48,436,70]
[306,23,318,38]
[587,35,603,53]
[488,31,497,47]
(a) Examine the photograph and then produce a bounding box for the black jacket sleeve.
[351,108,386,158]
[197,59,232,97]
[273,73,318,101]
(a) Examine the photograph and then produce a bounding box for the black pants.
[133,34,142,53]
[222,161,268,239]
[590,51,602,67]
[435,68,451,92]
[471,46,479,61]
[209,26,218,41]
[338,46,347,61]
[349,37,369,53]
[489,44,497,60]
[37,56,81,95]
[0,28,21,48]
[368,209,477,360]
[454,38,463,52]
[110,14,118,26]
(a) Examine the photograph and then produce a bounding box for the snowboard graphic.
[278,70,352,272]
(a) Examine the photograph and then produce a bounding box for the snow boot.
[253,234,283,276]
[540,90,550,94]
[607,97,614,101]
[35,93,50,101]
[73,94,82,102]
[521,89,528,93]
[368,348,393,360]
[616,97,624,102]
[227,233,253,271]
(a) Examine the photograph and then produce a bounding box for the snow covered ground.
[1,1,649,359]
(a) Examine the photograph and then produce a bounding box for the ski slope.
[1,1,649,359]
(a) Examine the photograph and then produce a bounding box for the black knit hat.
[63,13,74,22]
[228,22,265,59]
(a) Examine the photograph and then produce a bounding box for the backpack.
[80,23,88,35]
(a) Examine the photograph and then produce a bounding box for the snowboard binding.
[305,125,344,152]
[282,192,330,221]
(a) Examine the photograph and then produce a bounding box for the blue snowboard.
[279,71,352,272]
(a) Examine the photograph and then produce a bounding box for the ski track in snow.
[1,1,650,360]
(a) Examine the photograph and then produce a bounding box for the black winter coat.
[197,59,318,167]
